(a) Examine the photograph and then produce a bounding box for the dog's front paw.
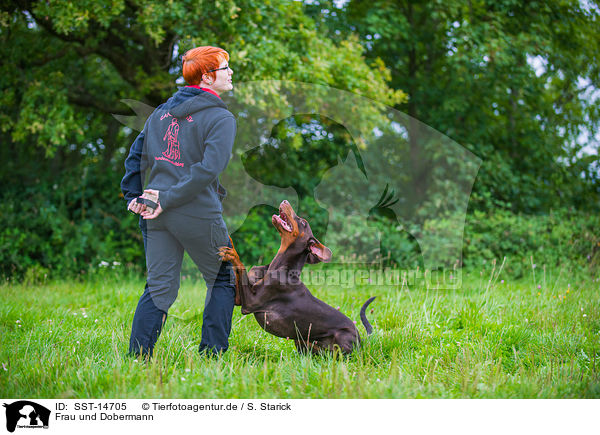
[218,246,239,263]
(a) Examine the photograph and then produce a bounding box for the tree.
[0,0,403,277]
[305,0,600,213]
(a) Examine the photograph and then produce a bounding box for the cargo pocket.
[211,219,229,249]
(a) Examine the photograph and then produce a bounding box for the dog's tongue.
[272,214,292,232]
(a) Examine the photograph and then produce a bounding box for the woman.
[121,46,236,358]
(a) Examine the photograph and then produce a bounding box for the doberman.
[218,200,376,354]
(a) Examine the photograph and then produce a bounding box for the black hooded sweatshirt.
[134,86,236,218]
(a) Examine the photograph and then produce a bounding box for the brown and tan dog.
[219,200,375,354]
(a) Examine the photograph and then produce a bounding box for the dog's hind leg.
[332,331,357,355]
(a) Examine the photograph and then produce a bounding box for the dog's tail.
[359,296,376,335]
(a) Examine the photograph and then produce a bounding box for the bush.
[463,209,599,277]
[2,171,597,282]
[0,168,143,280]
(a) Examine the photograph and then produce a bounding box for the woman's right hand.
[140,189,163,220]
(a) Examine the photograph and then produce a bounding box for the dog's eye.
[301,220,306,227]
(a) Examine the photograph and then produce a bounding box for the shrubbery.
[463,209,599,277]
[2,178,597,282]
[0,169,142,282]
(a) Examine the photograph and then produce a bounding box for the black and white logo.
[3,401,50,433]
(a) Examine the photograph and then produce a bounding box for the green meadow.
[1,264,598,399]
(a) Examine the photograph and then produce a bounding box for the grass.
[1,263,599,398]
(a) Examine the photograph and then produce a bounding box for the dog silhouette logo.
[3,401,50,432]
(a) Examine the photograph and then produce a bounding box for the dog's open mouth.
[272,208,293,233]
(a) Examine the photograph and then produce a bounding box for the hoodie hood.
[163,87,228,118]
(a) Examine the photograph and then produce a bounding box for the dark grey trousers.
[129,211,235,357]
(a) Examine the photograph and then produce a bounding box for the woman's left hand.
[140,189,164,220]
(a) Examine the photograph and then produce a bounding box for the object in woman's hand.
[136,191,159,212]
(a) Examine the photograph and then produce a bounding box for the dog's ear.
[307,241,332,263]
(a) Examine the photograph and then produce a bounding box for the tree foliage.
[0,0,401,277]
[1,0,401,161]
[1,0,599,279]
[306,0,600,212]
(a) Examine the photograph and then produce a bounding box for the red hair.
[182,46,229,85]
